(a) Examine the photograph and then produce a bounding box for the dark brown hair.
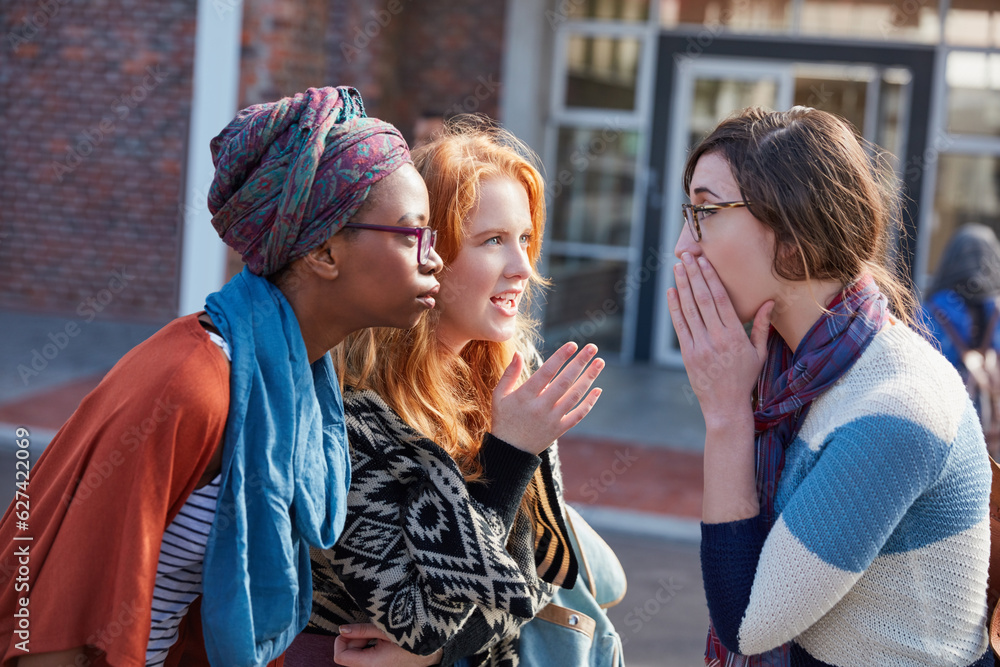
[683,106,917,325]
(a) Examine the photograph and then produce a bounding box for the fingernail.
[340,626,352,634]
[697,256,707,266]
[674,264,683,276]
[682,252,694,265]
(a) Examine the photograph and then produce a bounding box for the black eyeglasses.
[681,201,752,242]
[342,223,438,265]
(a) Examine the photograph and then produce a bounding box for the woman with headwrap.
[0,86,442,667]
[922,223,1000,455]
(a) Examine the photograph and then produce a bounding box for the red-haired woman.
[285,118,605,667]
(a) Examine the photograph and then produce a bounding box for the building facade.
[507,0,1000,365]
[3,0,998,368]
[2,0,507,320]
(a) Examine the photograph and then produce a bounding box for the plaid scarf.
[705,275,889,666]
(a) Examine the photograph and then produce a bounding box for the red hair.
[335,116,548,483]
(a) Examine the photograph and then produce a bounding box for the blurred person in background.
[922,223,1000,456]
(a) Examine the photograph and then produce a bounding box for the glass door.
[541,19,657,361]
[653,58,793,365]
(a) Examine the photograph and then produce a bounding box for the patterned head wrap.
[208,86,412,276]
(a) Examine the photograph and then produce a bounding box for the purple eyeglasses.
[342,223,438,265]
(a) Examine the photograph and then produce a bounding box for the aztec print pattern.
[309,388,576,666]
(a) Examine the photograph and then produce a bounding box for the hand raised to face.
[667,252,773,428]
[491,342,604,455]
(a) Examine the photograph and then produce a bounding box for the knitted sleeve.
[309,390,548,657]
[701,408,982,656]
[437,442,574,666]
[468,433,541,526]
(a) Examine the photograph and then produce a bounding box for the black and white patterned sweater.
[307,387,578,666]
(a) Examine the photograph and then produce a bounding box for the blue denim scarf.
[202,268,350,665]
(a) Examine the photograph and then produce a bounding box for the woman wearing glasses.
[0,87,443,667]
[670,106,993,666]
[284,118,604,667]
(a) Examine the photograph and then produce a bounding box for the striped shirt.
[145,328,230,666]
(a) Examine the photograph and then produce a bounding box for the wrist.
[703,412,754,438]
[702,417,758,523]
[468,434,541,526]
[489,423,539,455]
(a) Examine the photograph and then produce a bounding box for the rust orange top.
[0,314,230,666]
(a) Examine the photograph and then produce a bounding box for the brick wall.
[239,0,328,107]
[324,0,404,124]
[230,0,510,276]
[1,0,197,322]
[325,0,507,143]
[1,0,509,318]
[223,0,332,279]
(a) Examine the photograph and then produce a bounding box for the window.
[565,35,643,110]
[929,154,1000,273]
[550,127,640,246]
[947,51,1000,137]
[946,0,1000,48]
[800,0,940,42]
[562,0,650,21]
[545,19,653,359]
[660,0,943,41]
[544,256,630,354]
[660,0,793,32]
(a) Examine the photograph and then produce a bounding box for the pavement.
[0,307,711,665]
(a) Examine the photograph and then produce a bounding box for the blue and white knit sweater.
[701,323,994,666]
